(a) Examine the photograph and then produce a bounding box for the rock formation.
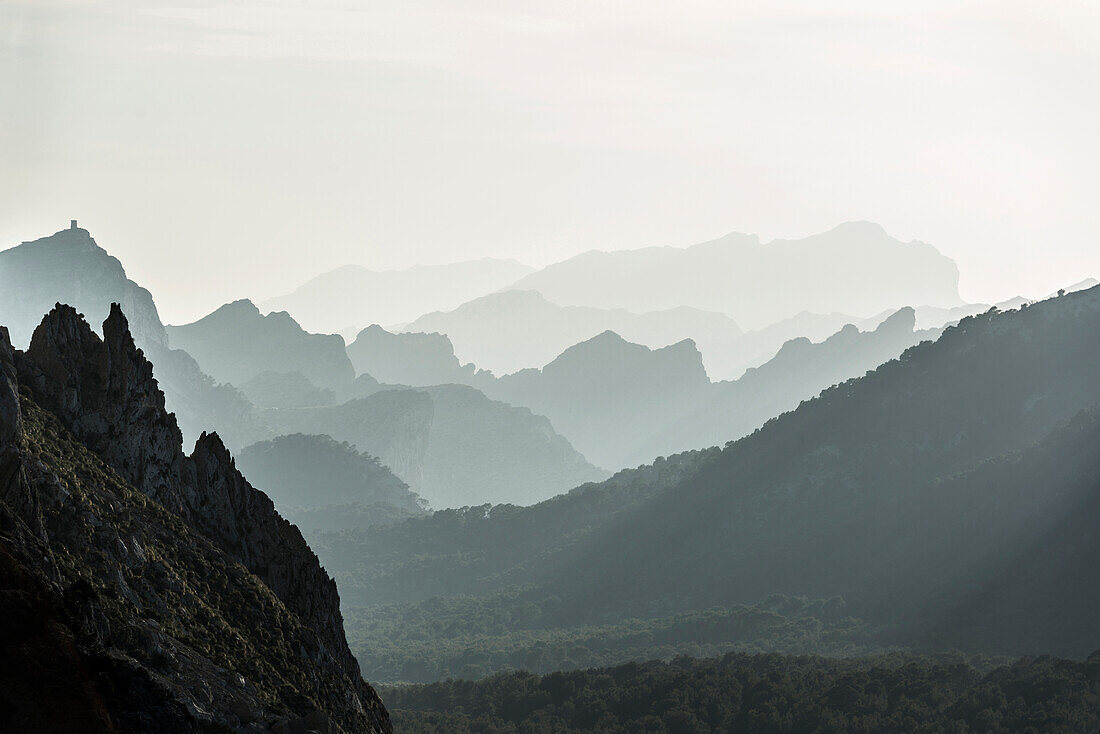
[0,304,391,732]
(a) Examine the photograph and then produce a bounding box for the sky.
[1,0,1098,324]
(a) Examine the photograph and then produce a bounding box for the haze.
[2,0,1098,323]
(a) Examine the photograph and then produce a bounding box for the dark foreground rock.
[0,307,390,733]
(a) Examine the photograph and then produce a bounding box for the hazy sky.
[2,0,1098,323]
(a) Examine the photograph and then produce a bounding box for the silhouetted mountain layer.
[508,221,961,329]
[0,306,390,732]
[406,290,743,377]
[237,433,427,531]
[322,286,1100,674]
[167,299,355,390]
[483,331,710,468]
[266,385,607,508]
[475,309,934,469]
[346,325,475,386]
[262,259,534,335]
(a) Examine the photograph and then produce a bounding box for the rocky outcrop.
[4,303,390,732]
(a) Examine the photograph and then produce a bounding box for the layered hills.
[405,290,744,377]
[476,308,936,469]
[237,434,427,531]
[317,286,1100,682]
[508,222,962,329]
[0,304,390,731]
[0,227,602,511]
[266,385,606,508]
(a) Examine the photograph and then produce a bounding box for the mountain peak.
[824,220,889,238]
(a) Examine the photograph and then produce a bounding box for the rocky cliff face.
[0,305,390,732]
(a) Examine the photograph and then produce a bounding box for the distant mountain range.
[267,222,960,348]
[405,289,902,380]
[474,308,936,468]
[406,290,744,377]
[260,258,534,335]
[506,221,962,329]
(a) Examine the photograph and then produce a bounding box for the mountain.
[483,331,710,468]
[0,226,264,448]
[318,286,1100,682]
[633,307,941,460]
[346,325,475,386]
[405,290,742,377]
[403,290,896,381]
[261,258,534,335]
[236,433,427,530]
[508,222,961,329]
[475,309,933,469]
[266,385,607,508]
[167,299,355,390]
[0,305,390,731]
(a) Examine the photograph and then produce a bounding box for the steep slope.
[509,222,961,329]
[237,434,427,530]
[167,299,354,390]
[0,226,264,448]
[261,258,534,335]
[346,325,475,386]
[0,307,390,731]
[406,290,742,377]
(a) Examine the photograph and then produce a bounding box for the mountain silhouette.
[476,309,934,469]
[346,324,475,386]
[167,299,355,390]
[507,222,961,329]
[406,290,742,377]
